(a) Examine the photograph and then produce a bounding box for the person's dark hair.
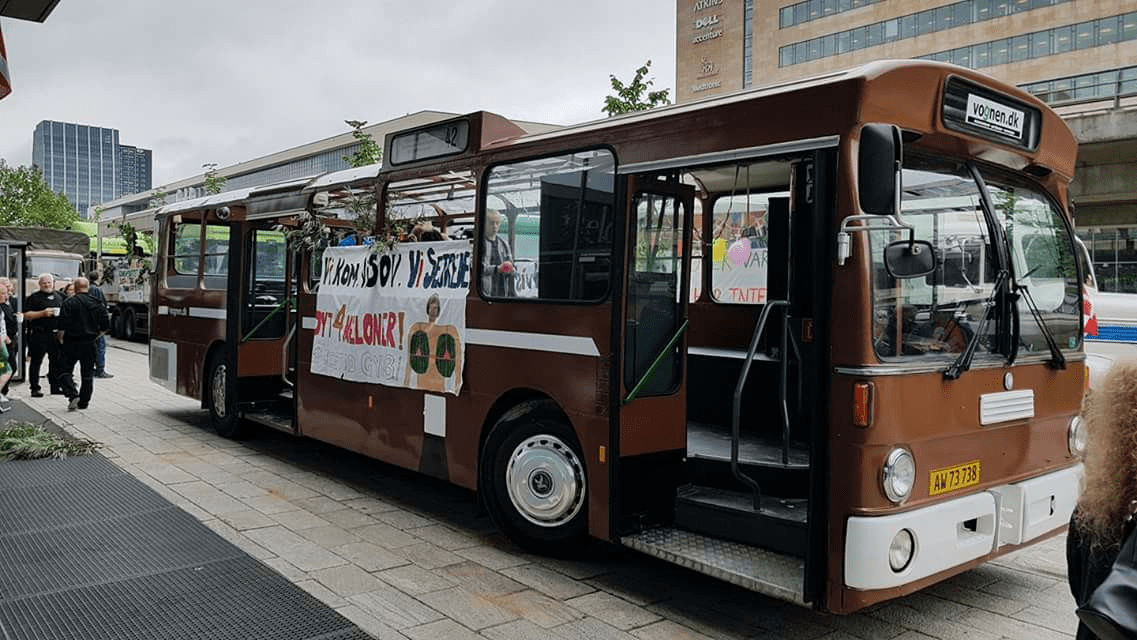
[86,270,99,282]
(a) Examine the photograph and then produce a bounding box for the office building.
[31,120,152,218]
[118,145,153,199]
[676,1,1136,106]
[675,1,1137,291]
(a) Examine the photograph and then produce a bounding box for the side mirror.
[885,240,936,279]
[859,124,902,216]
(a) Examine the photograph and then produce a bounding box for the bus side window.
[202,223,229,290]
[483,149,616,302]
[167,221,201,289]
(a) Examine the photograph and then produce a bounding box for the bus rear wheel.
[207,352,245,438]
[480,411,587,554]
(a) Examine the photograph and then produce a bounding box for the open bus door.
[621,152,835,608]
[617,175,694,523]
[220,220,296,435]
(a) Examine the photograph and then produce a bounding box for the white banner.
[311,241,471,395]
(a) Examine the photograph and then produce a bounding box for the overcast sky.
[1,1,676,186]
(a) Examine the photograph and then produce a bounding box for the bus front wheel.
[207,352,245,438]
[480,410,587,554]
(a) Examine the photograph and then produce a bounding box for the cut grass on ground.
[0,423,101,460]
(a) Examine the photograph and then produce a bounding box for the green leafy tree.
[0,161,79,228]
[603,60,671,117]
[202,162,226,195]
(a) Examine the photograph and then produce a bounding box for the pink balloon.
[728,240,750,266]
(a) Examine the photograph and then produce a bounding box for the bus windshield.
[872,154,1080,361]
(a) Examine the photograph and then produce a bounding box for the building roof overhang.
[0,0,61,22]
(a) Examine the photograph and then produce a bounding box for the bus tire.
[122,308,136,341]
[480,411,587,554]
[207,352,245,438]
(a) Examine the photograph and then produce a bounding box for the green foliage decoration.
[0,423,101,460]
[203,163,227,195]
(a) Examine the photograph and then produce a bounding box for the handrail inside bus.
[241,296,294,343]
[733,299,789,511]
[623,319,689,406]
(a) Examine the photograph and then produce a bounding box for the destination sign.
[941,77,1040,150]
[964,93,1024,139]
[390,120,470,165]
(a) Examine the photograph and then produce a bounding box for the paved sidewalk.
[11,340,1084,640]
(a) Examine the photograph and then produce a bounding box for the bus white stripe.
[466,329,600,357]
[158,306,227,320]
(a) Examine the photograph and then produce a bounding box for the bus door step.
[621,526,805,606]
[674,485,808,557]
[240,405,295,435]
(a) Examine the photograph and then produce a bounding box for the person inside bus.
[24,273,65,398]
[921,309,970,353]
[1067,358,1137,640]
[55,277,110,411]
[0,278,18,404]
[481,209,516,297]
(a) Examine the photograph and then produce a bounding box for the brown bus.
[149,60,1087,613]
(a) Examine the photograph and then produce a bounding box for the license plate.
[929,460,980,496]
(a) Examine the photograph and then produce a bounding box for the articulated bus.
[149,60,1087,613]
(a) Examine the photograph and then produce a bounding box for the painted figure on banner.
[404,293,463,394]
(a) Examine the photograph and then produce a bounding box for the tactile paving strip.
[0,454,121,490]
[0,557,373,640]
[0,508,241,600]
[0,454,371,640]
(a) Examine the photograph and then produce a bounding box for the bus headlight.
[888,529,915,572]
[1068,415,1087,457]
[882,447,915,503]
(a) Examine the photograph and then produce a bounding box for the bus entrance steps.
[673,485,808,556]
[0,451,370,640]
[621,526,806,606]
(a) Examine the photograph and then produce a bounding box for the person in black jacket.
[85,271,113,378]
[24,273,64,397]
[55,277,110,411]
[1067,358,1137,640]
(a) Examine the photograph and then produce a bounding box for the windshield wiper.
[944,269,1008,380]
[1013,281,1066,369]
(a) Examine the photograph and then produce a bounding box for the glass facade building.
[31,120,152,218]
[118,145,153,199]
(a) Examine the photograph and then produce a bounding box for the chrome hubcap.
[505,434,585,527]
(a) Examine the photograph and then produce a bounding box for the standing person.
[1067,358,1137,640]
[85,271,113,378]
[481,210,516,297]
[0,278,18,400]
[55,277,110,411]
[24,273,64,398]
